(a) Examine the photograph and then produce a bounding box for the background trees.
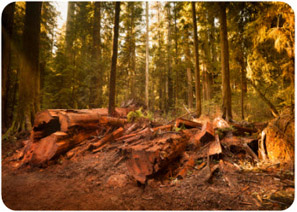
[2,1,294,135]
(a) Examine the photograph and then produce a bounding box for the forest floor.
[2,135,294,210]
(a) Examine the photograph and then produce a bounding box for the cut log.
[30,107,133,142]
[175,118,202,129]
[58,112,101,132]
[98,116,127,127]
[123,133,187,184]
[190,122,214,146]
[30,110,61,142]
[22,130,97,165]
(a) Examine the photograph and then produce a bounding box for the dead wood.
[91,127,124,152]
[190,122,214,146]
[122,133,187,184]
[175,118,202,129]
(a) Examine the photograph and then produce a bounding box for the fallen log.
[122,133,187,184]
[31,108,132,142]
[175,118,202,129]
[22,130,97,165]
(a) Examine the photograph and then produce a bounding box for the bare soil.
[1,137,294,210]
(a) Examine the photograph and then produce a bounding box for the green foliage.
[127,108,154,122]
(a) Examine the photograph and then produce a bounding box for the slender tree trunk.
[241,68,245,120]
[130,3,136,99]
[173,2,179,105]
[191,2,201,117]
[166,3,173,112]
[108,2,121,116]
[219,3,232,121]
[2,2,15,129]
[17,2,42,131]
[145,2,149,108]
[187,68,193,108]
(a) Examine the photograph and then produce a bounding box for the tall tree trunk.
[108,2,121,116]
[187,68,193,108]
[89,2,102,108]
[17,2,42,131]
[130,3,136,99]
[65,2,77,109]
[65,2,75,54]
[219,3,232,121]
[166,3,173,112]
[173,2,179,105]
[191,2,201,117]
[2,2,15,129]
[145,2,149,108]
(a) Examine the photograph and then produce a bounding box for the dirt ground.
[1,137,295,210]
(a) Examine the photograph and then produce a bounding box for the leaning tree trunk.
[108,2,121,116]
[15,2,42,132]
[219,3,232,121]
[191,2,201,117]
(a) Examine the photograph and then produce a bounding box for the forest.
[1,1,295,210]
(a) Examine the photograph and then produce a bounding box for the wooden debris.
[176,156,195,179]
[175,118,202,129]
[208,134,222,156]
[231,123,257,136]
[221,135,259,161]
[18,107,134,166]
[213,117,230,129]
[22,130,96,165]
[91,127,124,152]
[190,122,214,146]
[123,133,187,184]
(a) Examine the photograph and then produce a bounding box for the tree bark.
[145,2,149,108]
[65,2,75,54]
[89,2,102,108]
[108,2,121,116]
[187,68,193,109]
[219,3,232,121]
[2,2,15,129]
[16,2,42,131]
[191,2,201,117]
[166,3,173,112]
